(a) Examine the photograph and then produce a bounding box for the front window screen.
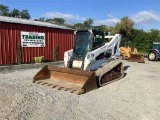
[73,32,90,59]
[153,44,160,50]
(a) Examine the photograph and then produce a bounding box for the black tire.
[148,51,158,61]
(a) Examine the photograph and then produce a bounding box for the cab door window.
[92,34,104,50]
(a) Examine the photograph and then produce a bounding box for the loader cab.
[152,42,160,51]
[73,29,104,60]
[92,30,105,50]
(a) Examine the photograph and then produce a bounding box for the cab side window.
[93,34,104,49]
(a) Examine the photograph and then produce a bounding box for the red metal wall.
[0,22,74,65]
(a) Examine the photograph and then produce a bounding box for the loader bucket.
[128,54,145,63]
[33,65,97,95]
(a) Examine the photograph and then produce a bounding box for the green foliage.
[33,56,44,63]
[126,29,160,53]
[20,10,30,19]
[54,45,58,61]
[34,17,45,22]
[0,4,30,19]
[35,17,66,26]
[72,23,84,30]
[45,18,66,25]
[0,4,9,16]
[113,16,135,46]
[93,25,108,32]
[65,23,73,28]
[33,57,38,63]
[53,18,65,25]
[119,17,134,37]
[10,8,20,18]
[83,18,94,29]
[17,43,22,64]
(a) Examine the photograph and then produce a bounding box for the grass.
[138,51,148,57]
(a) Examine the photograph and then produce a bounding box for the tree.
[10,8,20,18]
[130,29,147,51]
[119,17,134,37]
[0,4,9,16]
[45,18,66,25]
[93,25,108,32]
[83,18,94,29]
[65,23,73,28]
[113,23,121,34]
[20,10,30,19]
[114,16,135,46]
[0,4,31,19]
[35,17,45,22]
[147,29,160,49]
[45,18,52,22]
[108,26,116,35]
[72,23,84,30]
[53,18,65,25]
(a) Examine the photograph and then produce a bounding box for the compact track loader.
[33,29,124,95]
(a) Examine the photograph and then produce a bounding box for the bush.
[54,45,58,61]
[33,56,44,63]
[17,43,22,64]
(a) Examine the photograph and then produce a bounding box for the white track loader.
[33,29,124,95]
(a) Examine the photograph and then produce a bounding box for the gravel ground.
[0,59,160,120]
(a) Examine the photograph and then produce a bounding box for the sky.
[1,0,160,31]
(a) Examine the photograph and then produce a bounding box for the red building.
[0,16,74,65]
